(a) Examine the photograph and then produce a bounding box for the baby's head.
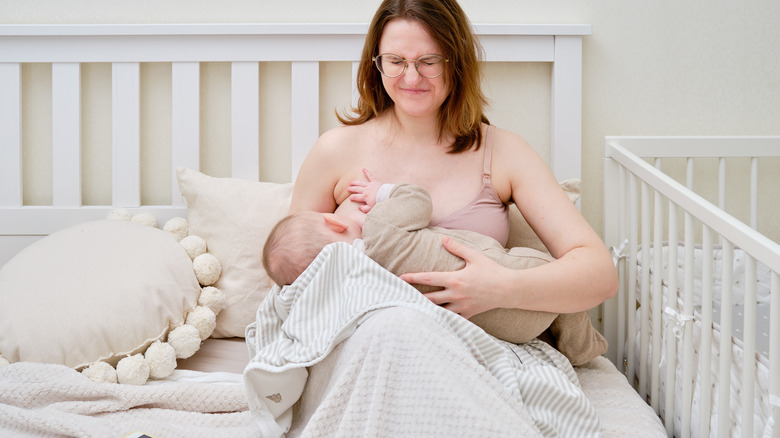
[263,211,362,286]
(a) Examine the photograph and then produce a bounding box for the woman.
[290,0,617,320]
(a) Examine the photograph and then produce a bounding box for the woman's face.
[377,19,450,120]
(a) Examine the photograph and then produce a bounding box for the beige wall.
[3,0,779,239]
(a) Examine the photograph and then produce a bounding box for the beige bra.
[429,126,510,246]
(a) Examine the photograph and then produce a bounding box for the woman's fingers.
[401,236,503,320]
[399,270,450,288]
[439,235,481,263]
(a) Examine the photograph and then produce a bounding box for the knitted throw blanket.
[245,242,602,437]
[0,363,256,437]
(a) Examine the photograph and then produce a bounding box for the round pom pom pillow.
[0,220,201,369]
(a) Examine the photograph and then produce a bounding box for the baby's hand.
[347,169,383,213]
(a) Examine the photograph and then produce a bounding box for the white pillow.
[176,167,294,338]
[0,220,201,369]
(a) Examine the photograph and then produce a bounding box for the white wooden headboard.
[0,23,591,267]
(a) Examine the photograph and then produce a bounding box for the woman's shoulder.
[486,124,551,200]
[487,125,540,169]
[487,124,532,151]
[315,121,379,153]
[315,125,355,149]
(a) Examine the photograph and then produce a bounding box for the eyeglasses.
[372,53,448,79]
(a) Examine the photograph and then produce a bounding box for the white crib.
[603,136,780,437]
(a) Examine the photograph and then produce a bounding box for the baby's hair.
[263,212,333,286]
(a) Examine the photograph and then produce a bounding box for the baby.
[263,173,607,365]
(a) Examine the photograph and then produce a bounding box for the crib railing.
[603,136,780,437]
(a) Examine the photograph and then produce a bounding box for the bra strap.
[482,125,494,179]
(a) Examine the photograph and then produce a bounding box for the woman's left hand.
[400,236,508,319]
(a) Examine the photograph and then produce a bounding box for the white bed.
[0,23,666,437]
[603,137,780,437]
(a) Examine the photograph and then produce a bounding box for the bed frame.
[603,136,780,437]
[1,21,677,436]
[0,23,590,269]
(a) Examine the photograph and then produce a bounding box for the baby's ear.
[323,214,349,233]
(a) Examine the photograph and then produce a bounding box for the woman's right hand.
[400,236,511,319]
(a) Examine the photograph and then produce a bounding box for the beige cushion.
[176,167,294,338]
[0,220,200,369]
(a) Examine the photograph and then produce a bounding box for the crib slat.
[639,181,651,402]
[742,254,757,437]
[718,240,734,438]
[52,62,81,207]
[171,61,200,206]
[664,201,678,437]
[698,225,713,437]
[111,62,141,208]
[681,210,695,438]
[290,61,319,182]
[651,178,664,414]
[770,272,779,438]
[627,173,639,388]
[616,165,628,371]
[231,61,260,181]
[0,62,21,208]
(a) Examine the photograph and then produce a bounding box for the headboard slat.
[171,61,201,206]
[290,61,320,181]
[350,62,360,110]
[51,62,82,207]
[111,62,141,208]
[0,62,22,208]
[551,35,583,182]
[231,61,261,180]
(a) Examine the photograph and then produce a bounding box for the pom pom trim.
[75,213,227,385]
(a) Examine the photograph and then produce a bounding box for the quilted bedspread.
[0,363,256,437]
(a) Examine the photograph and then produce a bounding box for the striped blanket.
[244,242,601,437]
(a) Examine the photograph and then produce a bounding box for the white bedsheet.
[244,242,602,437]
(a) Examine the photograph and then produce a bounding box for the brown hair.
[263,212,333,286]
[338,0,489,153]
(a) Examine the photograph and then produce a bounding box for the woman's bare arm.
[401,131,617,316]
